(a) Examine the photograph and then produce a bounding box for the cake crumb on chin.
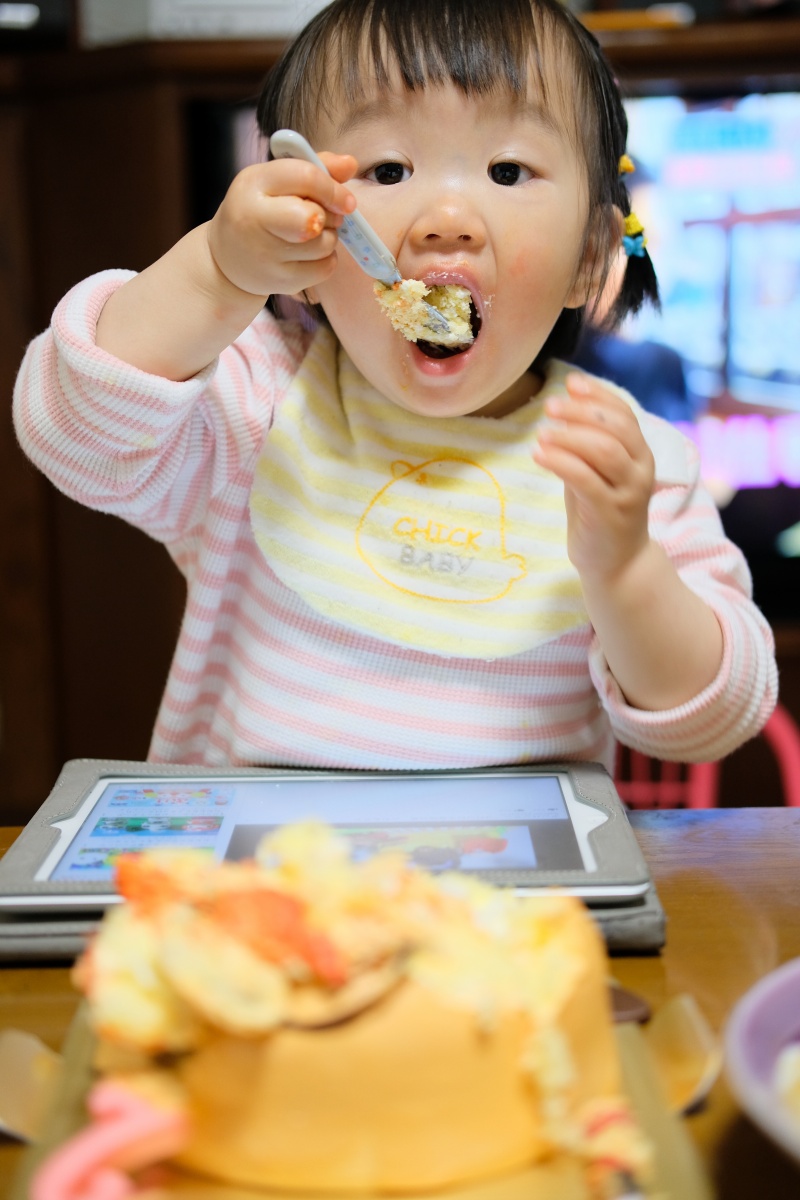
[374,279,475,347]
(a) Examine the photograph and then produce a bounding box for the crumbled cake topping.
[78,824,580,1051]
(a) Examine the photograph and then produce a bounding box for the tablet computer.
[0,758,653,913]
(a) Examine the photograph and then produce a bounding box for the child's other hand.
[207,152,357,299]
[532,372,655,584]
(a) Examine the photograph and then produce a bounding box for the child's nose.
[409,193,487,252]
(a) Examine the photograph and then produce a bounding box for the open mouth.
[417,299,482,359]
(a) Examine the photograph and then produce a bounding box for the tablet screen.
[37,771,604,886]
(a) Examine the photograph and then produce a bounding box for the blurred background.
[1,0,800,820]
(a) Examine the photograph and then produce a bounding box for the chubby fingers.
[256,155,357,247]
[318,151,360,185]
[533,371,654,491]
[210,155,360,295]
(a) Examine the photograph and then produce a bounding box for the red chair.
[760,702,800,808]
[614,701,800,809]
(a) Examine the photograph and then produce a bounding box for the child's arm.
[533,372,725,712]
[95,154,357,381]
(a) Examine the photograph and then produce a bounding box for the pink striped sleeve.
[589,466,778,763]
[12,270,309,544]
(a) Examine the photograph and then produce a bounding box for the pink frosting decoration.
[31,1079,188,1200]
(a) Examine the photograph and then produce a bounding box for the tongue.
[417,340,466,359]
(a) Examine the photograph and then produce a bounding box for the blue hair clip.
[622,233,646,258]
[622,213,646,258]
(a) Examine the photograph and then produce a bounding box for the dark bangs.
[258,0,597,156]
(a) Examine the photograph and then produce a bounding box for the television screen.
[622,92,800,417]
[574,92,800,620]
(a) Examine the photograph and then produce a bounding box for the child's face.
[307,74,596,419]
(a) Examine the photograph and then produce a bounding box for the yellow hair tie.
[618,154,635,175]
[622,212,647,258]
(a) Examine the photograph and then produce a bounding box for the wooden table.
[2,809,800,1199]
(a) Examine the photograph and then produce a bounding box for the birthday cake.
[374,279,474,346]
[32,823,651,1199]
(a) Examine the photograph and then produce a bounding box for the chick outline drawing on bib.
[356,456,527,604]
[249,328,593,659]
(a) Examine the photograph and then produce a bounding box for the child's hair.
[256,0,659,370]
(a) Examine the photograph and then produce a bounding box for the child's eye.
[365,162,410,185]
[489,162,533,186]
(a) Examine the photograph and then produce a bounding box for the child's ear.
[564,206,623,310]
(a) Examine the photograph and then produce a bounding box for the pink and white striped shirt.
[13,271,777,772]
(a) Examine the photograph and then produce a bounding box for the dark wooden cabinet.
[1,20,799,820]
[0,42,285,820]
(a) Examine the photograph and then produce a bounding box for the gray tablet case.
[0,758,666,959]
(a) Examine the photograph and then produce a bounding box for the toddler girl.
[13,0,776,772]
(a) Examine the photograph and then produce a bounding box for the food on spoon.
[375,278,474,346]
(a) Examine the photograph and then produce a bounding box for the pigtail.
[567,20,660,336]
[606,156,660,328]
[532,15,660,371]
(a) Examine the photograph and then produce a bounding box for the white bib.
[250,327,593,659]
